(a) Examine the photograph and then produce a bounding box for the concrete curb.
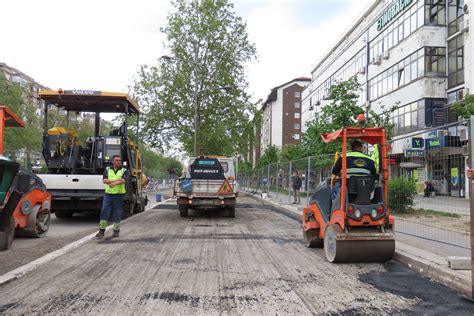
[0,198,173,287]
[241,191,472,297]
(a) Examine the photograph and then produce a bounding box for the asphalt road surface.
[0,196,472,314]
[0,191,170,275]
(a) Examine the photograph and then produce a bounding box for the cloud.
[243,0,374,102]
[0,0,172,91]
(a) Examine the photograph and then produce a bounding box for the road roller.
[0,106,52,251]
[302,126,395,263]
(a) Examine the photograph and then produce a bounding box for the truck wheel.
[0,216,15,251]
[179,205,188,217]
[228,206,235,218]
[55,210,73,219]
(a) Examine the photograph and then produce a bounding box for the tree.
[279,144,308,162]
[141,147,182,178]
[256,145,279,168]
[132,0,257,157]
[452,94,474,119]
[302,77,394,161]
[0,73,42,152]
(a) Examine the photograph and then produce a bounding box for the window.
[294,113,300,119]
[294,102,300,108]
[425,0,446,26]
[392,100,425,135]
[425,47,446,75]
[448,0,464,36]
[369,1,424,60]
[448,35,464,88]
[293,134,300,140]
[369,48,425,100]
[294,91,301,98]
[294,123,300,130]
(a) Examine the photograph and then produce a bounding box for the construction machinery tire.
[179,205,188,217]
[55,210,74,219]
[324,224,395,263]
[16,208,51,238]
[228,206,235,218]
[0,216,15,251]
[303,228,323,248]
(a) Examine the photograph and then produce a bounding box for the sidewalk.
[413,195,469,216]
[242,190,472,297]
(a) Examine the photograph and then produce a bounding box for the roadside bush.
[387,178,417,213]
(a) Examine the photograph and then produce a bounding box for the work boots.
[95,229,105,238]
[112,230,120,238]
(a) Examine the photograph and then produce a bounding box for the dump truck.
[0,106,52,251]
[174,156,238,218]
[37,90,147,218]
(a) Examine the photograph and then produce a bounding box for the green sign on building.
[377,0,414,32]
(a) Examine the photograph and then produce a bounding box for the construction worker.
[331,139,376,198]
[95,155,128,238]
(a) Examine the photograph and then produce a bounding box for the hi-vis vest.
[346,151,375,175]
[105,167,126,194]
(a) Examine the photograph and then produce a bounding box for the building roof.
[310,0,381,75]
[262,77,311,109]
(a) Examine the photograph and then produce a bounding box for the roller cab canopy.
[39,90,140,114]
[320,127,386,145]
[0,106,25,128]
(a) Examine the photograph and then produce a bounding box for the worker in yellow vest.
[95,155,128,238]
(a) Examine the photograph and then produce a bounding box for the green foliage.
[141,147,182,178]
[279,144,308,162]
[387,178,417,213]
[302,77,395,156]
[237,160,252,173]
[256,145,279,168]
[0,73,42,151]
[452,94,474,119]
[131,0,257,157]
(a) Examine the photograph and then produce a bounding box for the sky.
[0,0,374,103]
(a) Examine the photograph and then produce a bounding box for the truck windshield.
[189,158,225,180]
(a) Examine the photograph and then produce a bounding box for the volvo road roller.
[302,125,395,263]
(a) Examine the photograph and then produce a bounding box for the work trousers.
[293,189,300,203]
[99,193,124,230]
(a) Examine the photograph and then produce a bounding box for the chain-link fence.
[240,121,471,249]
[388,120,470,249]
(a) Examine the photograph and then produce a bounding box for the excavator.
[302,120,395,263]
[0,106,52,251]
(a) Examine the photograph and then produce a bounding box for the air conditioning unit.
[462,144,469,156]
[382,50,390,60]
[309,105,314,111]
[371,55,382,65]
[358,67,366,74]
[437,130,448,137]
[460,18,469,33]
[457,88,470,101]
[315,100,321,106]
[460,128,469,142]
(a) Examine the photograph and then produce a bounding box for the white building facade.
[260,78,310,154]
[303,0,473,198]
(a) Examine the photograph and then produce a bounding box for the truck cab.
[175,156,238,218]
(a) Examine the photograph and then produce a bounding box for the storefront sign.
[377,0,414,31]
[451,167,459,187]
[425,137,445,149]
[405,149,424,157]
[411,137,424,148]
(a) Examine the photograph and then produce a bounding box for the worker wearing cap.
[331,139,376,198]
[95,155,128,238]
